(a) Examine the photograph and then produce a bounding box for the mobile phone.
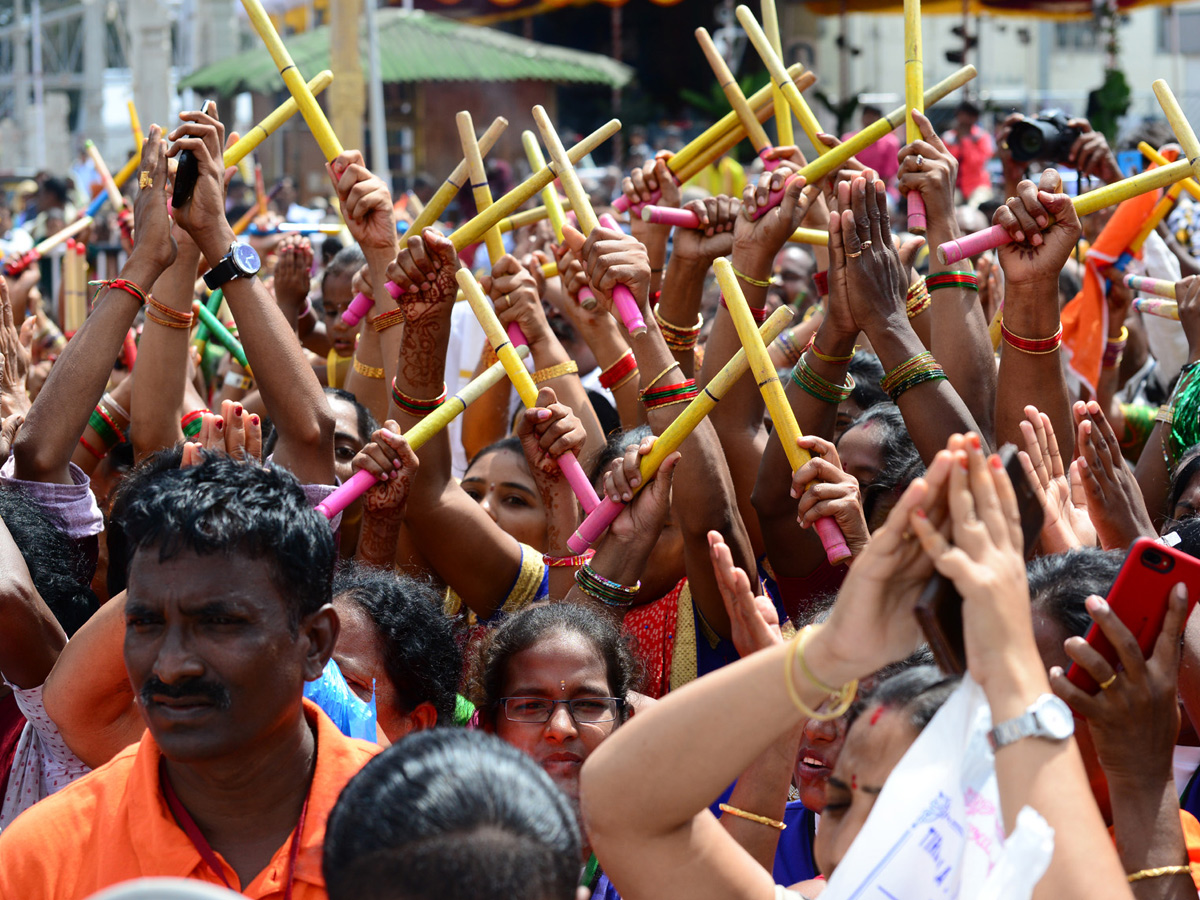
[915,444,1044,675]
[1065,537,1200,694]
[171,100,213,208]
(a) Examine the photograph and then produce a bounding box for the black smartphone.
[914,443,1044,674]
[171,100,213,208]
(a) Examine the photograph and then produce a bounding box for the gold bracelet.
[1157,404,1175,426]
[783,625,858,721]
[731,264,775,289]
[718,804,786,831]
[1127,865,1193,883]
[611,367,640,391]
[641,363,679,394]
[353,359,385,379]
[531,360,579,383]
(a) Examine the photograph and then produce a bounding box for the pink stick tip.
[316,469,378,519]
[341,291,374,326]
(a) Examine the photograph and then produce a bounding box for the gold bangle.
[372,307,405,333]
[531,360,579,383]
[718,804,786,831]
[353,359,385,379]
[611,367,640,392]
[731,264,775,289]
[641,363,679,394]
[1127,865,1193,883]
[783,626,858,721]
[1157,405,1175,426]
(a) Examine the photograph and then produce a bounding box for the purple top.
[0,456,103,540]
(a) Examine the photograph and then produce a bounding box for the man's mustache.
[140,676,232,710]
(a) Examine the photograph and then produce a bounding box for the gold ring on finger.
[861,240,873,250]
[139,172,153,190]
[846,250,862,259]
[1099,673,1117,691]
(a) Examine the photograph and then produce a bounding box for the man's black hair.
[957,100,981,119]
[118,456,334,628]
[40,178,68,205]
[324,729,581,900]
[332,563,461,724]
[862,104,883,118]
[1027,547,1123,639]
[105,444,187,598]
[0,486,99,636]
[844,403,924,528]
[848,664,960,732]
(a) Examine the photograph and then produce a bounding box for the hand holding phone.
[171,100,213,208]
[1065,537,1200,693]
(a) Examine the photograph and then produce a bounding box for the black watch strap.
[203,255,239,291]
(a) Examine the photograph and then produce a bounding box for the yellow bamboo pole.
[457,111,506,265]
[761,0,793,147]
[1138,141,1200,202]
[736,5,826,154]
[696,27,773,158]
[223,70,334,168]
[715,257,850,564]
[127,100,144,149]
[412,116,508,234]
[522,131,568,243]
[903,0,927,234]
[239,0,343,160]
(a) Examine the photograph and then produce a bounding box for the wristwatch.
[203,242,261,290]
[987,694,1074,752]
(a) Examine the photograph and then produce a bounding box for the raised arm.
[898,111,996,440]
[0,513,66,690]
[992,169,1082,457]
[383,228,523,618]
[168,104,333,485]
[12,129,176,484]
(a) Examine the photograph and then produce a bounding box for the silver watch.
[987,694,1074,752]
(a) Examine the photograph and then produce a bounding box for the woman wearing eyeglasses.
[474,602,640,898]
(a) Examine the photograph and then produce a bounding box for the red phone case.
[1066,537,1200,693]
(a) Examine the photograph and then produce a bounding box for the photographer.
[941,101,995,206]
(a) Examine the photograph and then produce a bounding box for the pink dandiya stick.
[1126,274,1177,300]
[640,176,796,229]
[1133,297,1179,320]
[316,345,532,519]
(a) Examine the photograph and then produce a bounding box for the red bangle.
[720,296,769,323]
[78,434,105,460]
[813,271,829,296]
[543,550,595,568]
[1000,322,1063,355]
[599,350,637,390]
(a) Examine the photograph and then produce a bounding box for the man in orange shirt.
[0,457,378,899]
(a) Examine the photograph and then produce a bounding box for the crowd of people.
[1,51,1200,900]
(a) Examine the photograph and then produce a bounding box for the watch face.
[1035,696,1075,740]
[232,243,261,276]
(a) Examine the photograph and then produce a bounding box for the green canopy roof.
[181,8,633,94]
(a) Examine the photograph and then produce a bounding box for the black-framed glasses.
[499,696,624,725]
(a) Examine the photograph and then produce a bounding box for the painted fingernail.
[383,428,402,440]
[968,433,981,450]
[393,458,403,468]
[915,508,927,518]
[250,415,260,426]
[536,409,551,421]
[989,454,1003,470]
[215,420,224,431]
[234,404,243,417]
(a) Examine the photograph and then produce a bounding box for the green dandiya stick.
[192,299,250,373]
[193,288,224,352]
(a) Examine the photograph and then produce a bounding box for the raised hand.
[835,175,924,338]
[791,434,870,559]
[0,275,31,416]
[351,420,420,516]
[166,104,234,264]
[732,164,811,258]
[0,413,23,460]
[622,155,681,211]
[601,433,680,544]
[515,386,587,476]
[1017,404,1097,553]
[482,255,548,345]
[181,400,263,466]
[992,168,1082,288]
[896,110,959,232]
[1177,275,1200,364]
[672,195,739,266]
[1065,118,1123,185]
[272,235,313,309]
[131,124,177,273]
[567,223,652,314]
[385,227,461,321]
[708,530,784,658]
[1073,400,1155,549]
[330,149,397,254]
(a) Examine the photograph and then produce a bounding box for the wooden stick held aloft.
[903,0,927,234]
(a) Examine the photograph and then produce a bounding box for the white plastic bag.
[818,675,1055,900]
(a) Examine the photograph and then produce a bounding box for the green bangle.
[791,356,855,405]
[88,409,121,448]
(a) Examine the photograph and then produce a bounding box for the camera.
[1005,111,1082,165]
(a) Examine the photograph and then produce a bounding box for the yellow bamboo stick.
[239,0,343,160]
[450,119,621,250]
[457,111,506,265]
[715,257,850,564]
[1130,182,1184,254]
[787,226,829,246]
[1137,142,1200,202]
[522,131,568,243]
[736,6,826,154]
[224,70,334,168]
[761,0,793,147]
[903,0,927,234]
[696,27,773,157]
[497,197,574,235]
[127,100,144,149]
[412,116,508,234]
[85,140,125,212]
